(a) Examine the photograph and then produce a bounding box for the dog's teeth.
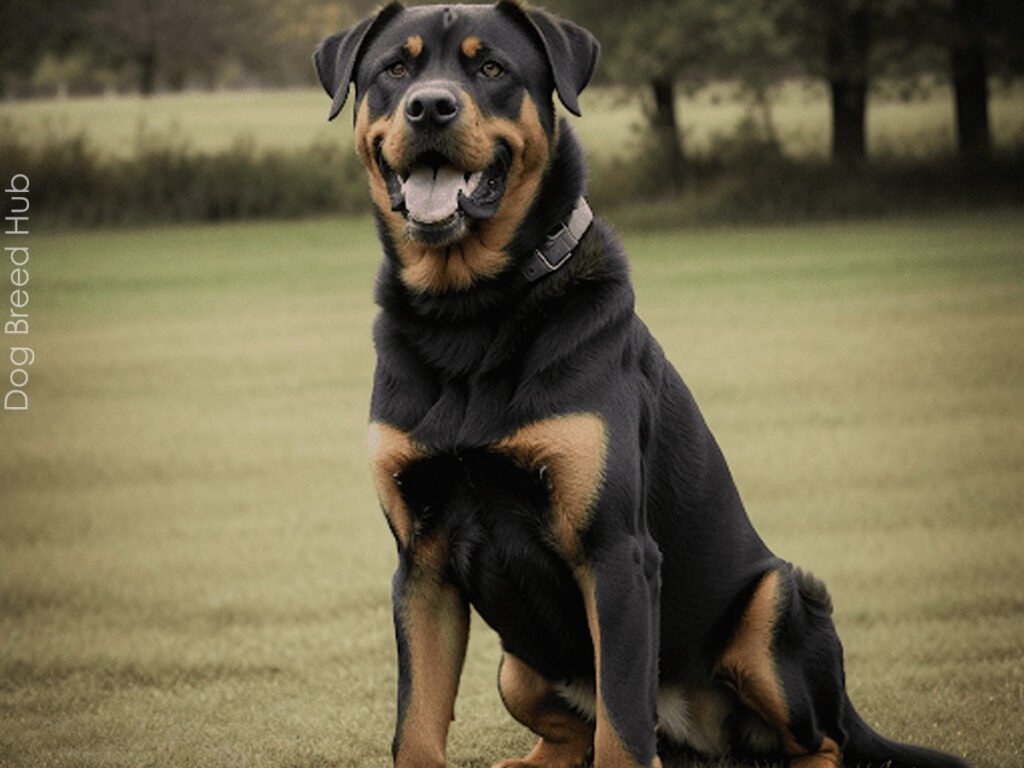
[463,171,484,196]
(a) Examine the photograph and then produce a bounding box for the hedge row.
[0,130,368,227]
[2,125,1022,228]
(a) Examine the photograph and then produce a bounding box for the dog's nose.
[405,86,460,129]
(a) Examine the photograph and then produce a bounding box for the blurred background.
[1,0,1023,225]
[1,2,1022,767]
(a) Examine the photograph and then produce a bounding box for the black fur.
[316,4,971,767]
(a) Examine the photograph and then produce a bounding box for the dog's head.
[314,1,598,293]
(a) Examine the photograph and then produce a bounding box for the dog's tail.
[842,694,971,768]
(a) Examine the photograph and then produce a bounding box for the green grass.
[2,81,1022,160]
[1,212,1022,767]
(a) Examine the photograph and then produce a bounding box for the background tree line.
[549,0,1022,171]
[2,0,1021,172]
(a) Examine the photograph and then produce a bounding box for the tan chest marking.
[369,413,607,559]
[496,413,608,562]
[367,422,426,549]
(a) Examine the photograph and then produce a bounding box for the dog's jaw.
[357,95,552,294]
[377,142,513,249]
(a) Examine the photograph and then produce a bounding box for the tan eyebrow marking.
[461,36,483,58]
[404,35,424,58]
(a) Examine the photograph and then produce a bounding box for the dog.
[314,3,971,767]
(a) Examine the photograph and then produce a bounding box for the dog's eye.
[387,62,408,78]
[480,61,504,79]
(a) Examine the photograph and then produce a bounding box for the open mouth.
[377,142,510,247]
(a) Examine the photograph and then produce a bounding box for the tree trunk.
[649,75,686,192]
[950,0,991,161]
[826,3,871,164]
[138,44,157,96]
[829,79,867,164]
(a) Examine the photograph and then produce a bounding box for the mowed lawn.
[1,212,1022,767]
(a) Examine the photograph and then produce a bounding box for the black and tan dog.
[314,3,970,767]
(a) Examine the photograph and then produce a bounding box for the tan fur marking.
[405,34,424,58]
[494,653,594,767]
[358,92,552,294]
[718,569,803,755]
[685,686,735,755]
[578,569,659,767]
[395,536,469,768]
[496,413,608,563]
[461,35,483,58]
[790,736,843,767]
[367,422,427,548]
[354,97,403,229]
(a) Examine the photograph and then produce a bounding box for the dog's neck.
[505,119,590,267]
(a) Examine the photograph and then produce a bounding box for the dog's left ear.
[314,3,404,122]
[497,1,599,116]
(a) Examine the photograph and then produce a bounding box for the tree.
[946,0,1024,161]
[86,0,261,94]
[714,1,802,148]
[549,0,726,190]
[0,0,96,96]
[779,0,876,164]
[827,1,872,164]
[949,0,990,160]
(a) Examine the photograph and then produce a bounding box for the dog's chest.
[369,427,601,678]
[368,414,608,562]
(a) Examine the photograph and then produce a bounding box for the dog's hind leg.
[717,567,846,768]
[493,653,594,768]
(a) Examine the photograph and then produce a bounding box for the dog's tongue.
[402,166,479,224]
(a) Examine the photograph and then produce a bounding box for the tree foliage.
[3,0,1021,164]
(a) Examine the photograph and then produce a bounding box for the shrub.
[0,123,370,227]
[2,118,1021,229]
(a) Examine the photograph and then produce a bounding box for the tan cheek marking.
[367,422,427,549]
[357,87,553,295]
[496,413,608,563]
[461,35,482,58]
[404,34,424,58]
[473,94,551,255]
[355,98,408,247]
[396,94,552,294]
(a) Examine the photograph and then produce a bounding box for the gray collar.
[520,197,593,282]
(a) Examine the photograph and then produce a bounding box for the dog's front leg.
[391,537,470,768]
[577,536,663,768]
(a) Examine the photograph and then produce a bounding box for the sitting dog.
[314,3,971,767]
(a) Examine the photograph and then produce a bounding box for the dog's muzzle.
[377,83,512,247]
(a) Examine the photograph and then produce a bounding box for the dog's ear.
[497,1,599,116]
[313,3,404,122]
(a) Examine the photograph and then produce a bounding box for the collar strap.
[520,197,593,282]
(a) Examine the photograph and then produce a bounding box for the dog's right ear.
[313,3,404,122]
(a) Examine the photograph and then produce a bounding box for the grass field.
[2,81,1023,161]
[1,212,1023,767]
